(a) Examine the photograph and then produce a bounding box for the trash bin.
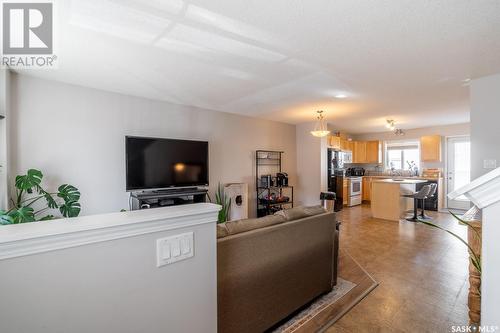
[320,192,336,212]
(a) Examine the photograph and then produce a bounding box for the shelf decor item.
[310,110,330,137]
[0,168,81,225]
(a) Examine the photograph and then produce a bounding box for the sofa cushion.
[217,223,229,238]
[274,206,308,220]
[303,205,328,216]
[275,205,327,221]
[222,214,286,237]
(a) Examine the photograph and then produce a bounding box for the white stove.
[347,177,363,206]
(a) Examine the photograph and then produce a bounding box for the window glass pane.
[454,141,470,200]
[387,149,402,169]
[385,141,420,170]
[403,149,419,170]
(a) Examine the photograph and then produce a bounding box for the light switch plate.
[156,232,194,267]
[484,159,497,169]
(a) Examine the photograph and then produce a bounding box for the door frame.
[444,135,471,211]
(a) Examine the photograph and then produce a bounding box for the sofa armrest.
[332,221,341,287]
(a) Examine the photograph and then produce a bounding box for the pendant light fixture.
[310,110,330,137]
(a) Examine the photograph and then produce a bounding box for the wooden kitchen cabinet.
[362,177,372,201]
[421,135,442,162]
[329,136,341,149]
[347,140,354,152]
[343,179,348,205]
[353,141,367,163]
[340,139,353,151]
[349,140,380,164]
[365,141,380,163]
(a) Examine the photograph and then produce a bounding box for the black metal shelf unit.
[256,150,293,217]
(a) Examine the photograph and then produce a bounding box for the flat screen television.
[126,136,209,191]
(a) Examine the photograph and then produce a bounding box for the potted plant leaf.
[0,169,81,225]
[419,211,481,324]
[214,183,231,224]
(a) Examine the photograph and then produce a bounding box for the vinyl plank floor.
[325,204,469,333]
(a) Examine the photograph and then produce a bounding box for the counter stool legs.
[419,183,437,221]
[406,198,419,222]
[402,184,431,222]
[419,199,431,220]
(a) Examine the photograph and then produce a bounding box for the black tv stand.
[152,187,198,194]
[130,187,208,210]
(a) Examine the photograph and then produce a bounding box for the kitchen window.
[385,141,420,171]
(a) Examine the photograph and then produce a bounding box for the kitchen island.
[371,179,427,221]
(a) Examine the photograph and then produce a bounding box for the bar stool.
[402,185,431,222]
[420,183,437,220]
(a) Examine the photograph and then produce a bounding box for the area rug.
[269,251,378,333]
[272,278,357,333]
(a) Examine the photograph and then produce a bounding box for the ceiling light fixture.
[386,119,395,131]
[462,78,472,87]
[334,94,347,99]
[394,129,405,136]
[310,110,330,137]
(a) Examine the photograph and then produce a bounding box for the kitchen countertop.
[372,178,427,184]
[363,175,442,180]
[371,179,426,221]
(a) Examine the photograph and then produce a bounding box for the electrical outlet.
[156,232,194,267]
[483,159,497,169]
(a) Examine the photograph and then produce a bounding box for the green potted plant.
[214,183,231,224]
[0,169,81,225]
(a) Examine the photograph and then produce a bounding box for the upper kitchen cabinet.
[420,135,442,162]
[329,136,341,149]
[353,141,367,163]
[365,141,380,163]
[340,139,353,151]
[351,140,380,163]
[329,136,354,151]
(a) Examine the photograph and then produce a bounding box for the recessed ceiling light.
[334,94,347,99]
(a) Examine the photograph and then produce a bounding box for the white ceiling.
[17,0,500,133]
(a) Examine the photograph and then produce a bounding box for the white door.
[447,136,471,210]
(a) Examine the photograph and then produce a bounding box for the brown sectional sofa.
[217,206,339,333]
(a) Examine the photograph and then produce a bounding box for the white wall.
[471,73,500,180]
[0,204,218,333]
[296,122,328,206]
[9,74,296,217]
[353,123,470,170]
[470,73,500,326]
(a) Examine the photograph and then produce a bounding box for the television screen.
[126,136,209,191]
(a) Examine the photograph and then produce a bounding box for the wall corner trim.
[0,203,221,261]
[448,167,500,209]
